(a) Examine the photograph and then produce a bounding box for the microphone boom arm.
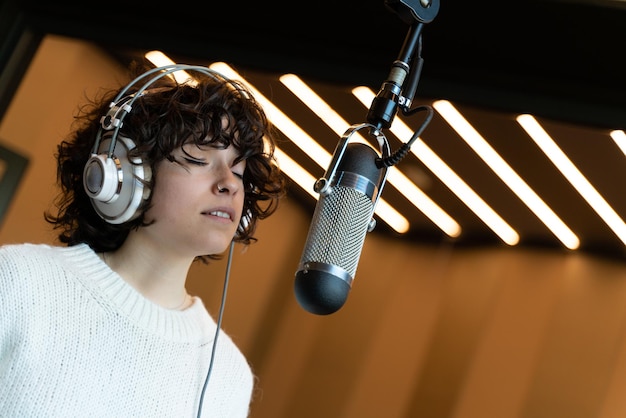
[367,0,440,131]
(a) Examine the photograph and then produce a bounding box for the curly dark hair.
[45,61,287,262]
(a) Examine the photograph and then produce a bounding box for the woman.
[0,62,286,417]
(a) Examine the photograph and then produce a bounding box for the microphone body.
[294,141,384,315]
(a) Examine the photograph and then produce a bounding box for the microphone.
[294,126,389,315]
[294,0,440,316]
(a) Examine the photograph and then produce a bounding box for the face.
[141,141,246,258]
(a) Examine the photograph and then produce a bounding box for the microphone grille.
[300,185,374,278]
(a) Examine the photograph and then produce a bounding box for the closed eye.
[183,157,207,166]
[182,157,244,181]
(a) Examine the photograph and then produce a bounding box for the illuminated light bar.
[610,130,626,156]
[144,51,196,85]
[273,147,318,199]
[519,115,626,246]
[434,100,579,250]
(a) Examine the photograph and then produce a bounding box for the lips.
[209,210,231,219]
[202,207,235,221]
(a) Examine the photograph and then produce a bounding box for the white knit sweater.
[0,243,254,417]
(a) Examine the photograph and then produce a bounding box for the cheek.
[234,193,245,218]
[147,176,195,219]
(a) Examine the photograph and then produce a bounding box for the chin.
[203,235,235,255]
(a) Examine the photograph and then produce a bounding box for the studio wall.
[2,35,626,418]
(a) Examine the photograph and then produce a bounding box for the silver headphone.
[83,64,231,224]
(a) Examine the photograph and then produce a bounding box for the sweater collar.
[62,243,217,343]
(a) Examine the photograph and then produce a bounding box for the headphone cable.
[196,239,235,418]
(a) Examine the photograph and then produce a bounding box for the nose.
[214,169,241,194]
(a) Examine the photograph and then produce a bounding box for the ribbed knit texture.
[0,243,253,417]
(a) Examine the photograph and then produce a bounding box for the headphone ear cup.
[236,209,252,238]
[83,133,151,224]
[84,153,123,203]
